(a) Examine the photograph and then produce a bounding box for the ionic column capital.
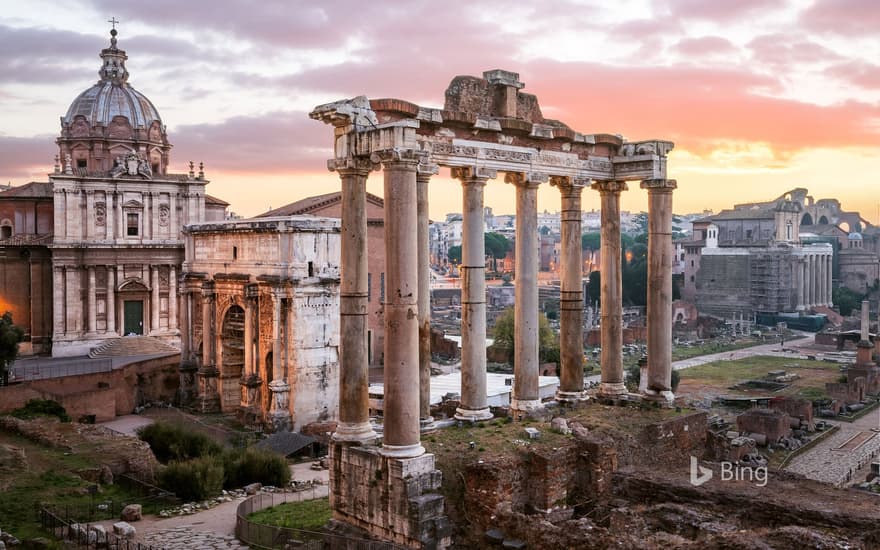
[641,178,678,192]
[591,180,628,195]
[370,148,423,167]
[504,171,547,188]
[328,156,377,176]
[417,161,440,180]
[550,175,590,191]
[451,166,496,185]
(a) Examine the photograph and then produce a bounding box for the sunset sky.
[1,0,878,222]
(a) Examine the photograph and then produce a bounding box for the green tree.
[833,287,864,316]
[485,232,511,271]
[492,307,559,364]
[581,232,601,251]
[587,271,601,305]
[540,225,551,236]
[0,312,24,385]
[447,245,462,265]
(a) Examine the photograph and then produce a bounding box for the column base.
[379,443,426,459]
[642,388,675,404]
[509,398,542,420]
[420,416,438,433]
[555,390,589,403]
[597,382,628,397]
[333,421,379,443]
[268,410,292,433]
[454,406,493,422]
[795,305,805,312]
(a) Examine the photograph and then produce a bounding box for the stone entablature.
[180,216,341,432]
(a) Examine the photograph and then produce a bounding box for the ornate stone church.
[0,28,228,356]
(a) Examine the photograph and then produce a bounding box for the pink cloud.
[801,0,880,35]
[665,0,787,21]
[672,36,739,58]
[747,34,844,69]
[0,135,55,181]
[826,61,880,89]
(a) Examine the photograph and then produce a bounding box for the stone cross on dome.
[99,18,129,84]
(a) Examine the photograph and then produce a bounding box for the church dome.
[849,232,863,241]
[62,28,163,131]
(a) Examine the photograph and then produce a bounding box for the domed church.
[0,27,228,357]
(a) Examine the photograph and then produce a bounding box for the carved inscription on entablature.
[484,148,532,163]
[588,159,613,171]
[613,160,658,180]
[431,142,478,158]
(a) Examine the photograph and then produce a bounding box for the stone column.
[242,293,254,409]
[85,190,94,240]
[592,181,628,396]
[170,192,178,240]
[198,280,220,412]
[106,265,116,333]
[804,254,813,308]
[553,176,588,402]
[858,300,873,366]
[330,158,377,442]
[87,266,97,334]
[53,266,65,336]
[169,266,178,330]
[826,253,833,306]
[642,179,677,403]
[795,256,805,311]
[268,290,291,431]
[418,162,440,426]
[116,193,124,240]
[151,266,160,333]
[453,166,494,422]
[507,172,546,416]
[373,149,423,457]
[816,253,824,306]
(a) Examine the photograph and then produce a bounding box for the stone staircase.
[89,336,179,358]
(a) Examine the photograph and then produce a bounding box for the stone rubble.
[145,526,247,550]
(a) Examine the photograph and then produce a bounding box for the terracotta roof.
[705,206,774,221]
[257,191,384,218]
[204,194,229,206]
[0,181,52,199]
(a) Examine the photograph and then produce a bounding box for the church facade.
[0,28,227,357]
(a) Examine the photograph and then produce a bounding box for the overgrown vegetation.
[247,497,332,530]
[138,421,222,463]
[10,399,71,422]
[624,363,680,393]
[140,421,289,498]
[492,307,560,364]
[158,455,225,502]
[0,311,25,385]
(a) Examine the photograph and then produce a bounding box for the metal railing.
[7,358,113,382]
[38,506,163,550]
[235,492,406,550]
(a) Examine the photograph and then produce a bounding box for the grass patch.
[677,356,839,399]
[247,497,332,531]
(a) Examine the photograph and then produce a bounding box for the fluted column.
[151,266,160,333]
[106,191,115,240]
[106,265,116,333]
[507,172,546,417]
[592,181,628,396]
[169,266,178,330]
[642,179,677,402]
[826,253,833,306]
[87,266,97,334]
[418,162,439,427]
[53,266,65,336]
[170,193,178,240]
[85,190,94,240]
[553,176,588,402]
[330,158,377,442]
[795,256,805,311]
[197,280,220,412]
[804,254,813,308]
[453,166,494,422]
[373,149,423,457]
[116,193,124,240]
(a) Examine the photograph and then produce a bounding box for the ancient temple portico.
[311,69,676,548]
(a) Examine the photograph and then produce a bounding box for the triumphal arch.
[311,70,676,548]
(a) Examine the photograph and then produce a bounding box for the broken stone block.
[550,417,571,435]
[89,524,106,544]
[502,538,527,549]
[524,427,540,440]
[244,482,262,495]
[120,504,142,522]
[112,521,136,539]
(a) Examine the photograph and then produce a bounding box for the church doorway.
[124,300,144,335]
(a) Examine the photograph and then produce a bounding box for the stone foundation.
[329,441,452,549]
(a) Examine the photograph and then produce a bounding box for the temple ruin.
[310,69,676,548]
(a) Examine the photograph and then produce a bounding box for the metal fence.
[235,492,406,550]
[6,357,113,383]
[38,506,163,550]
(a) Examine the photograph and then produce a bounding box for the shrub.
[222,448,290,489]
[158,456,224,501]
[10,399,71,422]
[137,422,222,463]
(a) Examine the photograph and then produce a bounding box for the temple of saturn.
[310,70,676,548]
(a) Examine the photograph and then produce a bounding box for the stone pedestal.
[196,366,221,413]
[177,360,198,406]
[268,379,292,432]
[329,441,451,549]
[240,374,262,417]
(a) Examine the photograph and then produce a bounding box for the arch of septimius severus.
[310,70,675,548]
